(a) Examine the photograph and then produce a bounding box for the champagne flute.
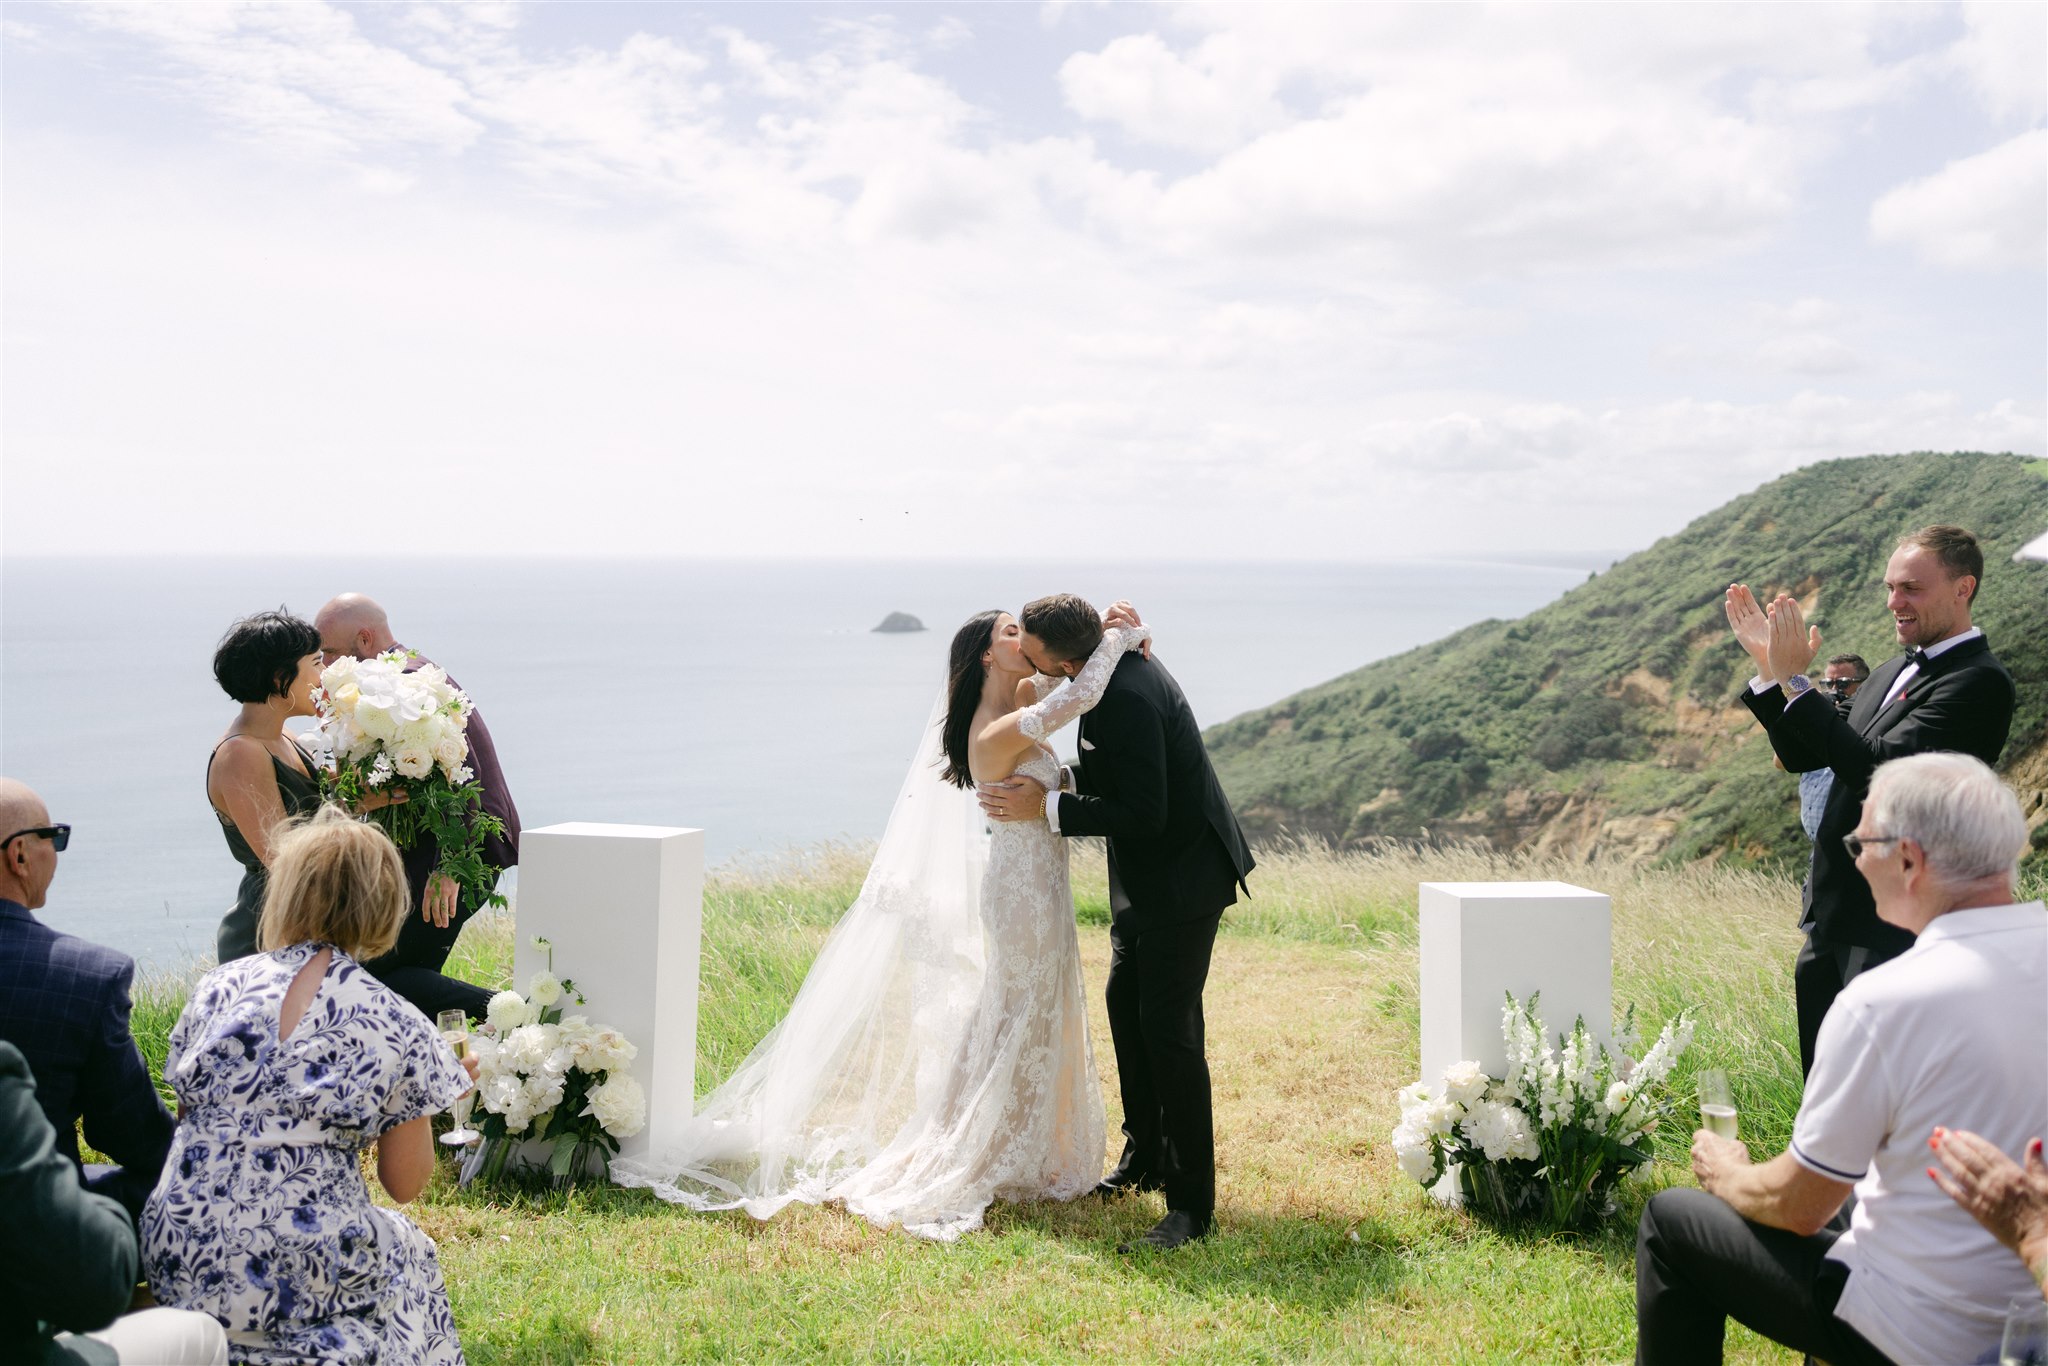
[1697,1069,1738,1140]
[437,1008,481,1147]
[2004,1294,2048,1366]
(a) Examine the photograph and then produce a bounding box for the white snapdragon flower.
[528,972,564,1008]
[485,990,531,1034]
[1440,1060,1490,1109]
[1604,1081,1634,1118]
[585,1074,648,1139]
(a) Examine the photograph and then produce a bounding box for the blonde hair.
[258,804,408,958]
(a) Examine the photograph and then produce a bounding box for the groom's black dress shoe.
[1091,1172,1165,1199]
[1117,1209,1211,1253]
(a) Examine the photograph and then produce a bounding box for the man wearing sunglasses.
[0,777,174,1225]
[1791,655,1870,843]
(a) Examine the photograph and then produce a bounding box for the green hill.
[1208,452,2048,870]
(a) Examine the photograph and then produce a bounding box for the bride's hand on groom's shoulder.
[1103,600,1151,659]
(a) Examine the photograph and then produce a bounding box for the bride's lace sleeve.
[1017,627,1149,742]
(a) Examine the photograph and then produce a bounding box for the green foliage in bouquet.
[328,762,506,910]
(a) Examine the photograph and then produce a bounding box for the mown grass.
[126,842,1837,1363]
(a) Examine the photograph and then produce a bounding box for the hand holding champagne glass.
[1697,1069,1738,1141]
[437,1008,481,1147]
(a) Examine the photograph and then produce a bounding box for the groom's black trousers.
[1103,909,1222,1216]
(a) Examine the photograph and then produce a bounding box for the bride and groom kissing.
[613,593,1254,1251]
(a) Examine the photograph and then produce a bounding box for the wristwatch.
[1780,674,1815,702]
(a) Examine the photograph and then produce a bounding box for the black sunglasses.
[2,824,70,854]
[1841,832,1901,860]
[1817,677,1866,694]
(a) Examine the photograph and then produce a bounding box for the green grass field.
[124,841,1881,1363]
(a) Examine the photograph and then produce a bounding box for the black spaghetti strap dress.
[209,743,324,963]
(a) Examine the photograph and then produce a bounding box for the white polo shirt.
[1789,901,2048,1366]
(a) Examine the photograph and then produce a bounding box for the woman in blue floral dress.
[144,806,472,1365]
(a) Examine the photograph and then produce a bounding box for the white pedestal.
[1418,880,1612,1084]
[513,822,703,1164]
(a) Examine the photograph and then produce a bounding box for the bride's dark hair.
[940,611,1002,789]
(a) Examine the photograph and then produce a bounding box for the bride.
[612,605,1147,1239]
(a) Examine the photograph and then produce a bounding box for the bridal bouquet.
[468,940,647,1187]
[1391,993,1695,1233]
[315,651,506,907]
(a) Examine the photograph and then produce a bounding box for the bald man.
[315,594,522,1020]
[0,777,174,1225]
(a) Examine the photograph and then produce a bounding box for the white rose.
[433,734,468,774]
[585,1074,647,1140]
[485,991,531,1035]
[1440,1060,1490,1109]
[392,745,433,780]
[528,972,563,1008]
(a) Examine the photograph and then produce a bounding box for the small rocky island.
[872,611,926,634]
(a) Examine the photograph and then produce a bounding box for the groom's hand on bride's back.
[978,776,1047,823]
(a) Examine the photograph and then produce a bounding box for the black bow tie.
[1903,646,1930,669]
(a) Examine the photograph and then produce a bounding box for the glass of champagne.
[2004,1294,2048,1366]
[1697,1069,1738,1140]
[437,1008,481,1147]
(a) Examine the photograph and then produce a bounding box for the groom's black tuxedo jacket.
[1739,634,2015,952]
[1060,653,1254,929]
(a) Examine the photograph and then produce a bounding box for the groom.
[981,594,1254,1251]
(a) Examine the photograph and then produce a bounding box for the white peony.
[1440,1060,1491,1109]
[485,990,531,1034]
[1390,1119,1439,1184]
[585,1027,638,1074]
[528,972,563,1008]
[585,1074,647,1139]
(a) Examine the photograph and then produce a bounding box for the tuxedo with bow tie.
[1740,631,2015,1071]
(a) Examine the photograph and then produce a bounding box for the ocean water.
[0,556,1593,968]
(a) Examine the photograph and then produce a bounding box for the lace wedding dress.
[611,627,1144,1240]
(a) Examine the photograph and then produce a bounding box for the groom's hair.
[1021,594,1101,664]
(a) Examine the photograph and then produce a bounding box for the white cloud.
[1059,32,1284,154]
[1949,0,2047,123]
[1871,128,2047,271]
[73,0,480,160]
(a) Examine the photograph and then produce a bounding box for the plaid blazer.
[0,899,174,1223]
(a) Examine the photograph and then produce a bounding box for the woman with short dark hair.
[144,807,470,1364]
[206,608,327,963]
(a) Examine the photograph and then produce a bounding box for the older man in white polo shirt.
[1634,751,2046,1365]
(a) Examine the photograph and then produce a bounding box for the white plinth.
[1419,880,1612,1084]
[513,822,703,1164]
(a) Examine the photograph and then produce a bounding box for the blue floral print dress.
[142,942,470,1364]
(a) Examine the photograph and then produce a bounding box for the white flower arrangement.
[315,651,506,908]
[1392,992,1694,1231]
[469,937,646,1186]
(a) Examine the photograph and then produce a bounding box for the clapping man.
[0,778,173,1226]
[315,594,522,1019]
[1726,525,2015,1074]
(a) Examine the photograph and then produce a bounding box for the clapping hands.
[1724,584,1821,684]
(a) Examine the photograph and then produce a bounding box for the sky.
[2,1,2043,560]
